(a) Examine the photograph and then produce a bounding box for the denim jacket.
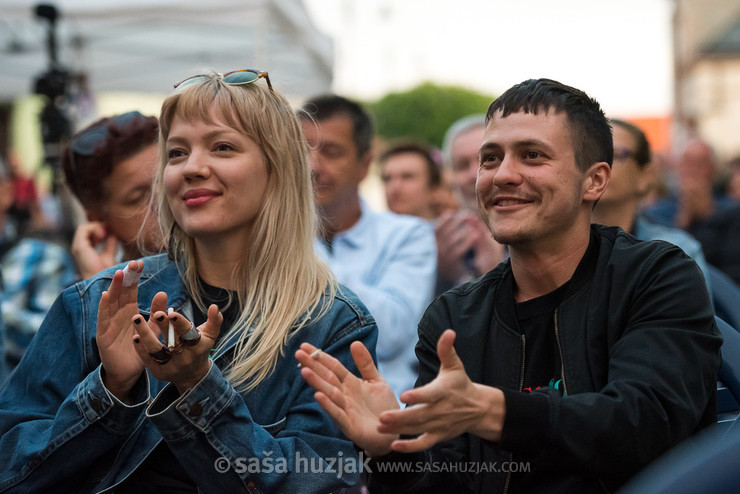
[0,254,377,493]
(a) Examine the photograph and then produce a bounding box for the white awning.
[0,0,333,101]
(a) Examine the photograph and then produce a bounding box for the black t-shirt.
[497,237,599,493]
[118,281,240,492]
[481,275,571,494]
[192,281,240,338]
[514,282,569,395]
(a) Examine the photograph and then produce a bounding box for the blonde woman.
[0,70,377,493]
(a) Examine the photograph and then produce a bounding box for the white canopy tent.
[0,0,336,232]
[0,0,333,102]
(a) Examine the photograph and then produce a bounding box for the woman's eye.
[215,143,234,152]
[167,149,185,159]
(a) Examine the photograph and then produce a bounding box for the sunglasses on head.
[70,111,146,156]
[173,69,272,92]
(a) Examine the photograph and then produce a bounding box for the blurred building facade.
[673,0,740,163]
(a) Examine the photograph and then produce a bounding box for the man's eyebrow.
[515,138,551,149]
[479,139,553,153]
[479,142,500,154]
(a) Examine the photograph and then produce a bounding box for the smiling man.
[295,79,723,493]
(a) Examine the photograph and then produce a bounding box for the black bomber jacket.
[368,224,723,494]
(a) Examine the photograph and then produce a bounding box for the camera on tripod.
[34,68,70,102]
[32,4,72,154]
[33,4,71,100]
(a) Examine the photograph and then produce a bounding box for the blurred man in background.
[301,94,436,399]
[643,138,735,229]
[435,115,504,294]
[379,140,444,220]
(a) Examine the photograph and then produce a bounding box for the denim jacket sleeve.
[0,272,378,493]
[0,287,151,493]
[144,289,378,494]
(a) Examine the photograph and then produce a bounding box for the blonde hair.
[155,73,335,390]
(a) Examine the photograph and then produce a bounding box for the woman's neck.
[194,234,250,289]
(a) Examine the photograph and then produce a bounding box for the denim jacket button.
[188,402,203,417]
[91,397,103,412]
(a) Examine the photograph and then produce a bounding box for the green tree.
[366,82,496,148]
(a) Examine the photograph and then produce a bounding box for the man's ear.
[583,161,611,202]
[357,151,372,182]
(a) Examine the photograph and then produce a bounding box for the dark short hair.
[485,78,613,172]
[62,112,158,209]
[609,118,651,168]
[300,94,373,157]
[378,140,442,188]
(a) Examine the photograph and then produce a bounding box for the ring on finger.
[149,345,172,365]
[180,323,201,347]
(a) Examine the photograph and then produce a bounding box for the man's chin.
[313,192,333,209]
[491,227,527,246]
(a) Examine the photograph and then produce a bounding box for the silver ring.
[180,323,201,346]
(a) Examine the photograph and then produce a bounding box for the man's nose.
[492,155,521,186]
[308,149,322,175]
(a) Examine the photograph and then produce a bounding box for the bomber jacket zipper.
[503,334,526,494]
[553,308,568,396]
[554,311,610,491]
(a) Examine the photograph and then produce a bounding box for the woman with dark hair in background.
[62,111,163,279]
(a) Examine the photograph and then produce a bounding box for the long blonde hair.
[155,73,335,390]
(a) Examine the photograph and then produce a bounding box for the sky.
[303,0,674,118]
